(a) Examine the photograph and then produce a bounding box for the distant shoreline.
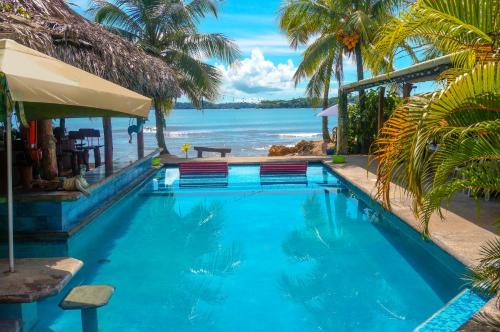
[173,96,357,110]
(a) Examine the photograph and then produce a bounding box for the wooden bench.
[59,285,115,332]
[194,146,232,158]
[260,162,308,176]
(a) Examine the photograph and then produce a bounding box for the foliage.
[279,0,347,141]
[279,0,403,149]
[468,230,500,299]
[369,0,498,73]
[370,3,499,319]
[90,0,240,153]
[347,89,400,154]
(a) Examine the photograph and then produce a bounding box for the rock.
[268,145,297,156]
[268,140,332,157]
[295,140,315,154]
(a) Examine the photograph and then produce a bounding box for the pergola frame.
[336,55,453,154]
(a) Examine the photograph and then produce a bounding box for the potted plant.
[332,155,346,164]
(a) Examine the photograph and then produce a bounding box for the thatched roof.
[0,0,180,100]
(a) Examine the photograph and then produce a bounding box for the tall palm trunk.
[154,99,170,155]
[354,39,365,112]
[322,58,333,142]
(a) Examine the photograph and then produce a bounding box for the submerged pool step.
[414,289,489,332]
[141,181,346,196]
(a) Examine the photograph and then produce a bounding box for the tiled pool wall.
[0,155,157,257]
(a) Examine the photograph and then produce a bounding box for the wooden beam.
[137,118,144,159]
[340,55,452,93]
[378,87,386,133]
[102,117,113,176]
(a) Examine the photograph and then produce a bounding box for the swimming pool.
[33,164,478,331]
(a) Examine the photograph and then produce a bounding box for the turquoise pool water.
[34,164,471,331]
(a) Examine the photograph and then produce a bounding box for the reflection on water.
[279,190,452,331]
[34,195,243,332]
[152,197,242,327]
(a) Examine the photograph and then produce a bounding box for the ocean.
[64,108,335,161]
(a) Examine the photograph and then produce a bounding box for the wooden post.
[137,117,144,159]
[403,83,414,99]
[102,117,113,176]
[59,118,66,133]
[378,86,386,133]
[38,119,58,180]
[337,91,349,155]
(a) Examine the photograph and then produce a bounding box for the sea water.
[63,108,329,161]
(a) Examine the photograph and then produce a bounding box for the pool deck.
[162,154,500,327]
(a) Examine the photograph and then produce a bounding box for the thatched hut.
[0,0,180,100]
[0,0,180,178]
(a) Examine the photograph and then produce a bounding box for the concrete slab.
[0,258,83,303]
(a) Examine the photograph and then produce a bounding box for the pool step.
[414,289,488,332]
[141,183,346,197]
[0,319,21,332]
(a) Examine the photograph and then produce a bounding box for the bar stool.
[59,285,115,332]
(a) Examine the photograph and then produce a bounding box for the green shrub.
[348,90,401,154]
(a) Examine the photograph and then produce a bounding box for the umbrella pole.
[5,101,14,272]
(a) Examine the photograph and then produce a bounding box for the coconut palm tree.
[279,0,346,142]
[370,0,499,319]
[279,0,401,147]
[334,0,402,111]
[90,0,240,154]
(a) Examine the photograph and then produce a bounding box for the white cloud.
[217,48,297,97]
[235,34,303,56]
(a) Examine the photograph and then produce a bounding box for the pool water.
[34,164,466,331]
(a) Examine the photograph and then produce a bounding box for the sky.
[70,0,437,102]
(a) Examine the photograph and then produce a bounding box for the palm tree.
[90,0,240,154]
[280,0,400,147]
[369,0,499,320]
[280,0,346,142]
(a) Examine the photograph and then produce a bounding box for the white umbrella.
[316,104,338,117]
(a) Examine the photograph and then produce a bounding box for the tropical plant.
[348,89,400,153]
[279,0,346,142]
[279,0,401,147]
[90,0,240,154]
[369,0,499,320]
